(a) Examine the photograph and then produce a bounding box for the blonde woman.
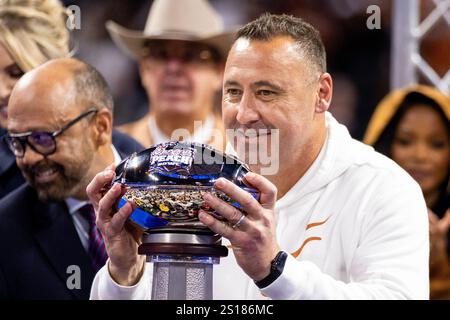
[0,0,70,198]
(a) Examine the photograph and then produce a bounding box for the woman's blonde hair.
[0,0,71,72]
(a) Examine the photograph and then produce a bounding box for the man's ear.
[315,73,333,114]
[92,108,113,146]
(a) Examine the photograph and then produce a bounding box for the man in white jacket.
[87,13,429,299]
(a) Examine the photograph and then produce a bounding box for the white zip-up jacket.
[90,113,429,300]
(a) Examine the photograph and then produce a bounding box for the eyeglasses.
[5,108,98,158]
[142,41,221,64]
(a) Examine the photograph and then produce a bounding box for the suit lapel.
[32,200,96,300]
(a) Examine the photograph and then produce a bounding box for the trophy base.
[138,226,228,300]
[138,226,228,257]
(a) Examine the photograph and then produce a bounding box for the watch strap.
[254,251,288,289]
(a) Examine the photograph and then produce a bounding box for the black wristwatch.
[254,251,288,289]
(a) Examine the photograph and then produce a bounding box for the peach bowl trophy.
[114,141,259,299]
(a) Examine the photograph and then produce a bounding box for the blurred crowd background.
[63,0,448,140]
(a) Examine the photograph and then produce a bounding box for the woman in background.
[0,0,71,198]
[364,85,450,299]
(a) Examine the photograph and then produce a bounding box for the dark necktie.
[78,204,108,272]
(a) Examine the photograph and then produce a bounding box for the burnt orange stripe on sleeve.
[306,217,329,230]
[291,236,322,258]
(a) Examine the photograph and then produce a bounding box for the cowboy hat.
[106,0,236,60]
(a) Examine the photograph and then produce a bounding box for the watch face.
[114,141,259,231]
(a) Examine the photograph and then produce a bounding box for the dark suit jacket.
[0,130,143,300]
[0,128,25,200]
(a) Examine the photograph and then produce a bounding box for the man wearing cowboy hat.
[107,0,234,151]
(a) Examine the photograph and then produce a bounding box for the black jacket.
[0,128,25,200]
[0,130,143,299]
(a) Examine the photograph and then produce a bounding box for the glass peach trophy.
[114,141,259,300]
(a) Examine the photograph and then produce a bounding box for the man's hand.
[86,164,145,286]
[198,172,280,281]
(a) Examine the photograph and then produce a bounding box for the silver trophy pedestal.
[138,227,228,300]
